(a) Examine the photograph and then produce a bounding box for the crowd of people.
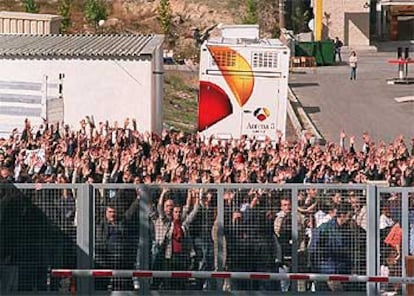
[0,118,413,293]
[0,118,413,186]
[93,185,408,293]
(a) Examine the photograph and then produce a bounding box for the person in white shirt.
[349,51,358,80]
[380,205,395,230]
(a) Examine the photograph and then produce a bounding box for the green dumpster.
[295,41,335,66]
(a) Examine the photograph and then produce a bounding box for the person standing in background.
[349,51,358,80]
[334,37,343,63]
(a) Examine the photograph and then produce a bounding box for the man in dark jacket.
[95,196,139,291]
[309,203,352,291]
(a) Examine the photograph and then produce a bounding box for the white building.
[0,34,164,137]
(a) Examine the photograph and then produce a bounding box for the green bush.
[84,0,107,27]
[23,0,38,13]
[242,0,258,25]
[158,0,172,35]
[58,0,73,32]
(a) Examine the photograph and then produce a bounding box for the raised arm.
[157,188,169,218]
[183,190,200,227]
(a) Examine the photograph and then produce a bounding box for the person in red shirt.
[163,190,200,289]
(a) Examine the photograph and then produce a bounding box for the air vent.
[210,50,237,67]
[252,51,278,68]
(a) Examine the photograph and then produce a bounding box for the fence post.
[76,184,94,294]
[291,187,298,292]
[367,184,378,295]
[402,190,409,295]
[216,186,225,293]
[138,185,150,295]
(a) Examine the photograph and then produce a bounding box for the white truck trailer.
[198,24,290,140]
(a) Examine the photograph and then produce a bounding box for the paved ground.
[289,49,414,147]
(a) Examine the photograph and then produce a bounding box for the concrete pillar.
[315,0,323,41]
[376,3,382,39]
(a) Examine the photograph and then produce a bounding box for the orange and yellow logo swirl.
[207,46,254,107]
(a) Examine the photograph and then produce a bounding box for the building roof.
[0,34,164,58]
[0,11,63,21]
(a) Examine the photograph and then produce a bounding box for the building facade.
[312,0,414,46]
[377,0,414,41]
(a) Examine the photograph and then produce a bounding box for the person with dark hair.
[274,197,306,292]
[334,37,343,63]
[95,195,140,291]
[309,203,352,291]
[349,51,358,80]
[190,190,215,290]
[244,191,278,291]
[162,190,200,289]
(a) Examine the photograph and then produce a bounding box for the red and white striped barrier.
[51,270,414,284]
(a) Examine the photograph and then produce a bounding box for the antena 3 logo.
[253,107,270,121]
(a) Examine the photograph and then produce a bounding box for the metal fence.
[0,183,80,293]
[1,183,414,295]
[376,187,414,296]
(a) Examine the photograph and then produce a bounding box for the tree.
[291,5,311,33]
[23,0,38,13]
[290,0,312,33]
[84,0,108,28]
[158,0,172,35]
[58,0,73,32]
[242,0,258,25]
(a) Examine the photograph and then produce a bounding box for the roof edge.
[0,11,63,21]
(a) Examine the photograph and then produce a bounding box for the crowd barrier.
[0,183,413,295]
[51,269,414,284]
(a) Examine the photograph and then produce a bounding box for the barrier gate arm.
[51,269,414,284]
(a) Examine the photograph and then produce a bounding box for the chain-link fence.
[0,183,78,293]
[2,183,414,295]
[147,186,218,291]
[304,188,367,292]
[93,185,140,292]
[377,188,414,296]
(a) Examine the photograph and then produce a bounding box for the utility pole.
[279,0,285,29]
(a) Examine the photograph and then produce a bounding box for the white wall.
[0,57,157,132]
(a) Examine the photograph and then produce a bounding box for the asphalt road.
[289,50,414,147]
